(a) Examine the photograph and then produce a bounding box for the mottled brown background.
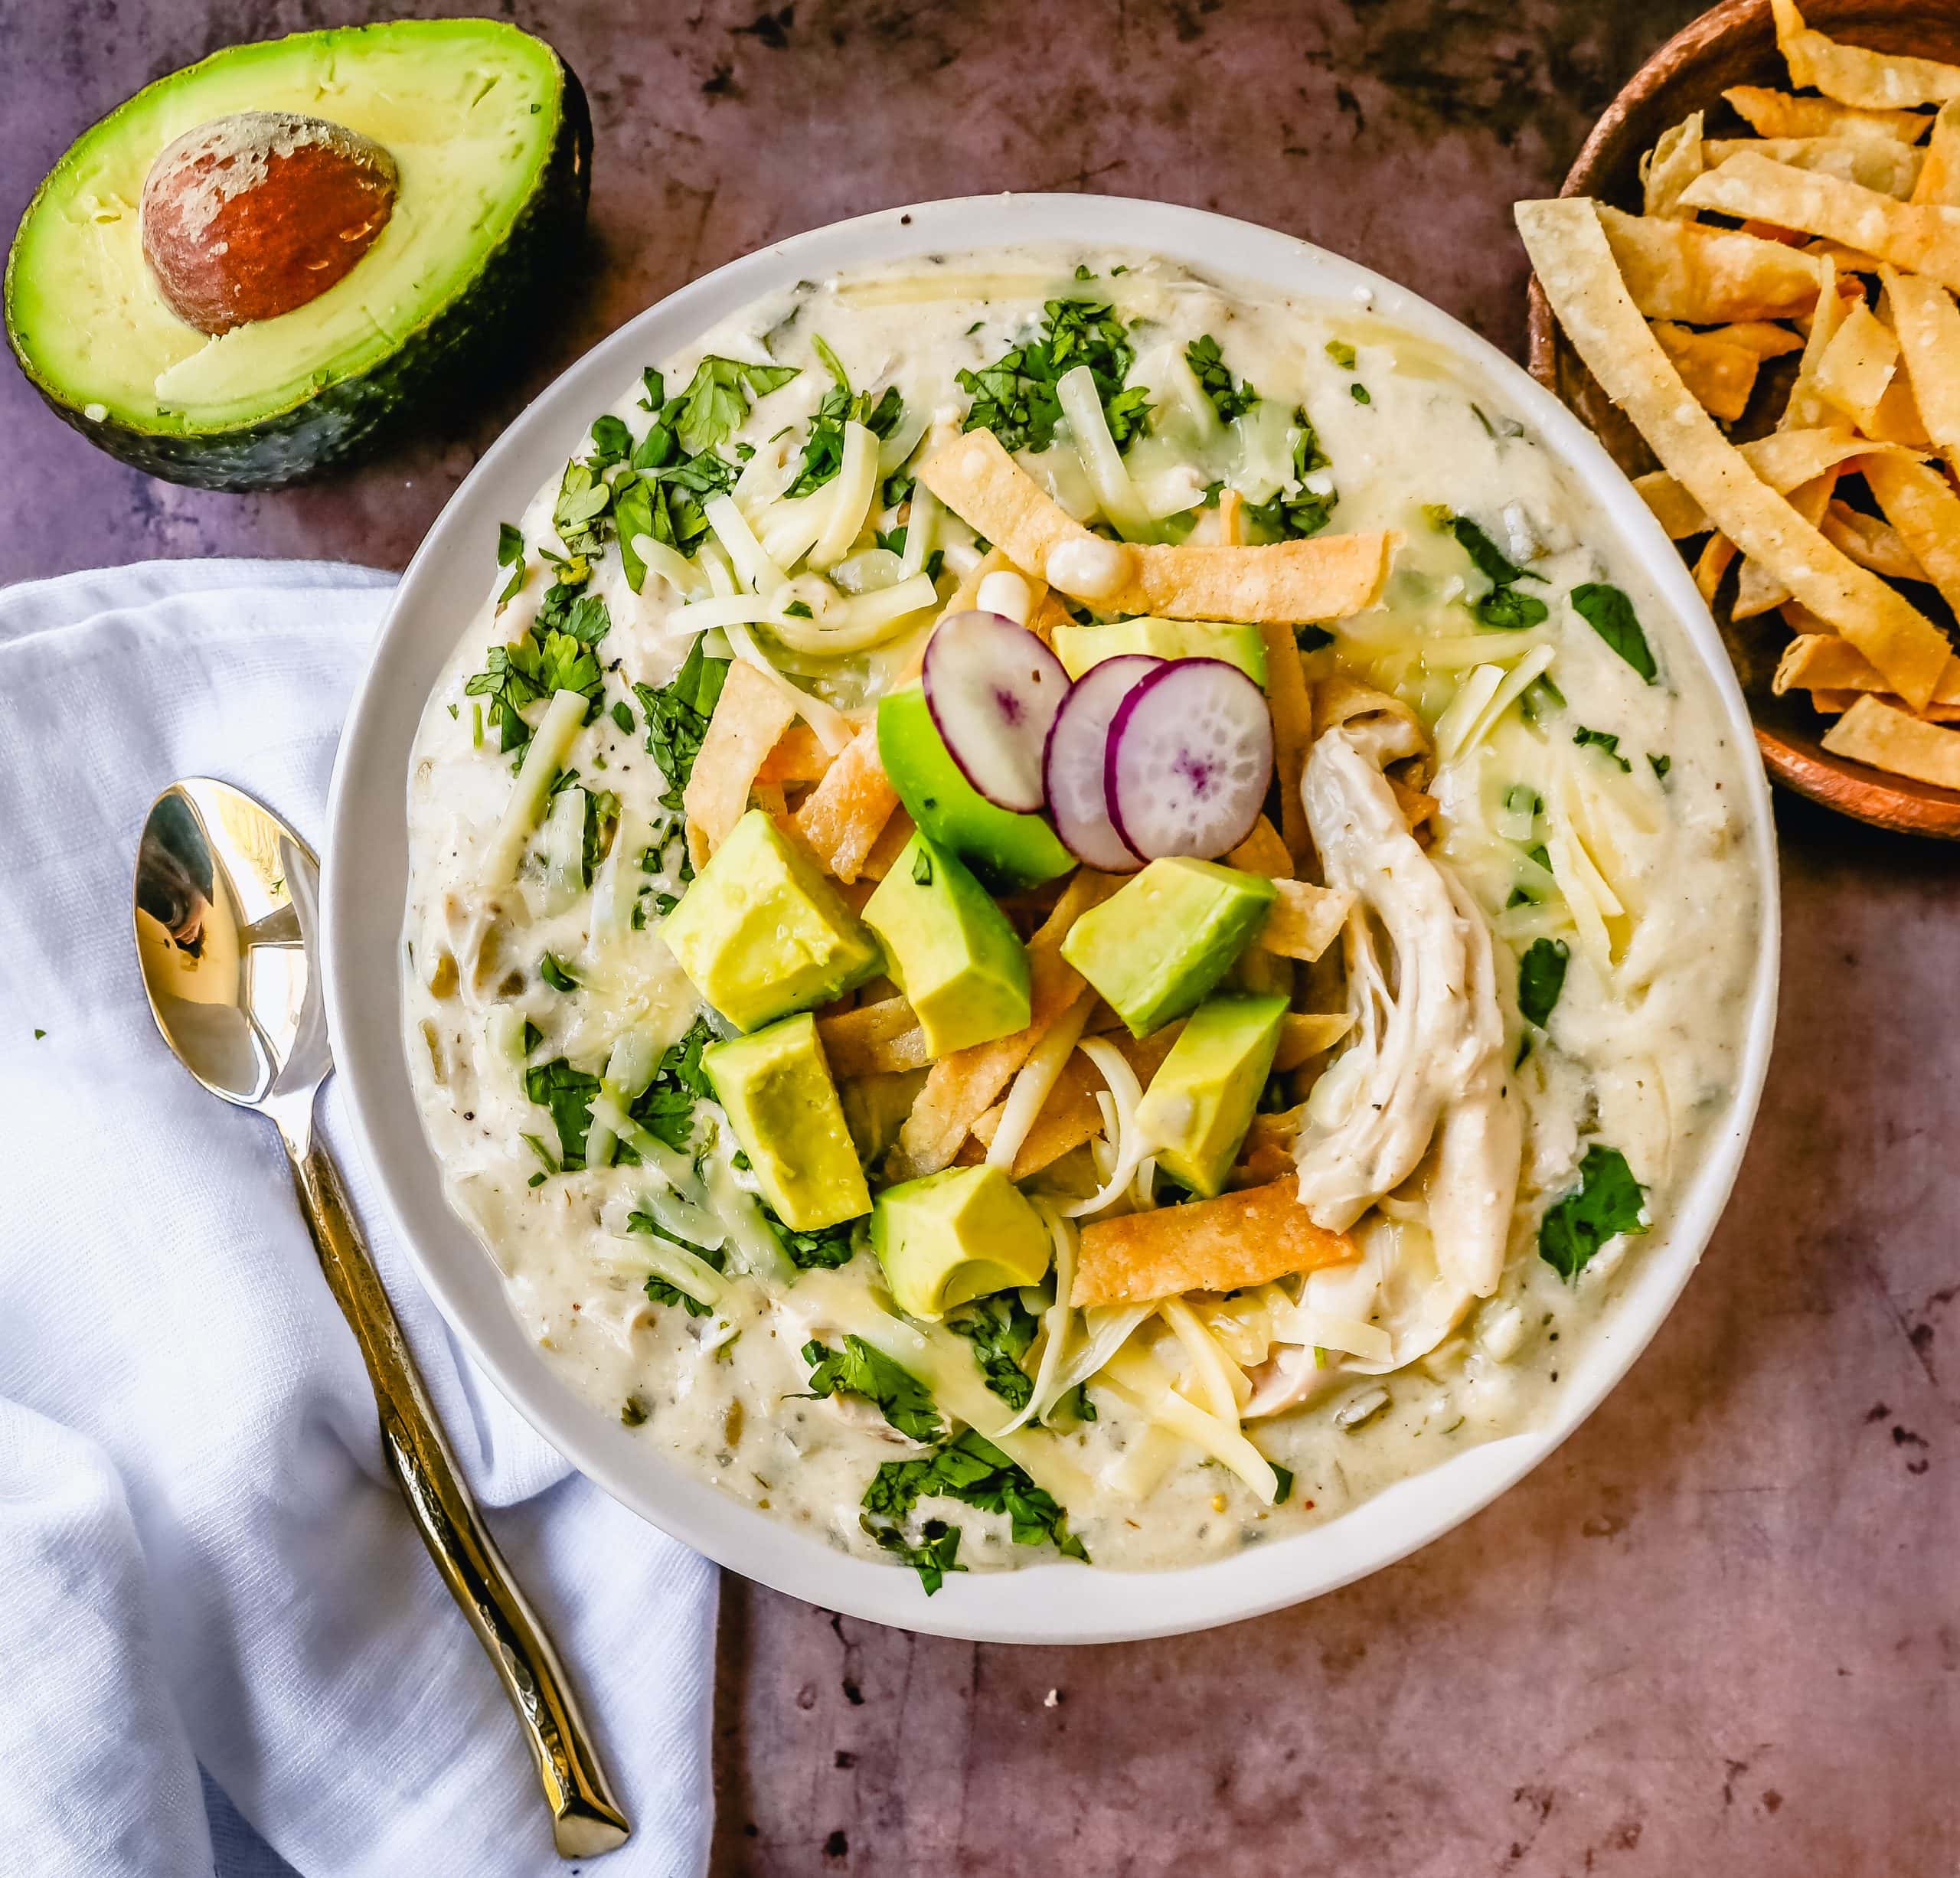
[6,2,1958,1872]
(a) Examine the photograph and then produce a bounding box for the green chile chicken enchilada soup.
[403,245,1760,1589]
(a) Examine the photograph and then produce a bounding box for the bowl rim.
[1523,0,1960,839]
[322,191,1782,1644]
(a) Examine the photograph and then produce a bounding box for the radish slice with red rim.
[922,609,1070,813]
[1106,658,1274,861]
[1042,654,1162,873]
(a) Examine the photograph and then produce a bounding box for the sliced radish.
[922,609,1070,813]
[1106,658,1274,861]
[1042,654,1162,873]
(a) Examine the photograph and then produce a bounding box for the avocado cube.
[871,1163,1054,1321]
[659,809,880,1031]
[859,832,1031,1057]
[1060,857,1277,1037]
[876,684,1076,893]
[703,1014,871,1231]
[1136,995,1289,1198]
[1052,616,1268,687]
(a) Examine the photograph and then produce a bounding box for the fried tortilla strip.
[1681,155,1960,293]
[888,869,1117,1181]
[1256,619,1318,865]
[1808,688,1960,720]
[1233,1107,1303,1187]
[857,805,916,881]
[1257,879,1352,962]
[790,723,900,882]
[919,429,1389,624]
[756,721,834,786]
[1226,814,1295,878]
[1811,298,1901,430]
[1723,84,1928,144]
[1650,322,1767,421]
[1632,426,1880,539]
[1517,196,1950,710]
[1823,694,1960,785]
[1072,1178,1360,1308]
[1775,627,1960,703]
[1772,0,1960,112]
[1705,136,1923,198]
[681,658,802,855]
[968,1023,1185,1177]
[1596,202,1824,322]
[1883,266,1960,462]
[1787,252,1854,429]
[1821,498,1928,582]
[1693,532,1738,604]
[1859,451,1960,620]
[1272,1011,1354,1073]
[1642,112,1706,219]
[1732,468,1838,619]
[817,997,930,1077]
[1914,102,1960,208]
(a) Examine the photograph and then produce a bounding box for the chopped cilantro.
[764,1209,857,1271]
[1073,262,1095,280]
[1349,382,1371,404]
[1185,334,1259,424]
[629,1214,727,1317]
[672,354,799,456]
[1540,1145,1648,1281]
[461,579,611,752]
[521,1020,543,1055]
[799,1336,944,1443]
[1325,339,1357,371]
[785,371,905,498]
[552,458,612,557]
[1295,624,1335,652]
[1521,672,1566,722]
[524,1059,602,1168]
[1650,753,1672,780]
[1504,784,1542,818]
[611,699,635,734]
[1270,1462,1295,1504]
[1573,725,1632,772]
[538,952,580,994]
[959,297,1148,454]
[947,1295,1037,1410]
[866,1517,963,1594]
[623,1017,716,1156]
[621,1394,649,1426]
[861,1427,1089,1577]
[783,599,815,619]
[634,638,732,811]
[588,413,632,470]
[1245,407,1335,541]
[1570,581,1658,684]
[495,522,526,605]
[1517,936,1570,1031]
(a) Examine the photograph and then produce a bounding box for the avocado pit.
[140,109,397,335]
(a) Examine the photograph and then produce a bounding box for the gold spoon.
[133,778,629,1860]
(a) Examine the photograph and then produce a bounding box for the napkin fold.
[0,560,717,1878]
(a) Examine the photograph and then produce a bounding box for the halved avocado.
[4,19,590,490]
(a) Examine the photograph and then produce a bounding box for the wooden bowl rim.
[1523,0,1960,839]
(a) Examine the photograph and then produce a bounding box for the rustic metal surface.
[6,4,1956,1873]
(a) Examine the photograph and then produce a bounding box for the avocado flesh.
[859,831,1031,1058]
[5,19,588,489]
[871,1164,1052,1322]
[876,685,1075,894]
[660,809,881,1033]
[1060,857,1277,1037]
[703,1014,870,1232]
[1136,994,1288,1198]
[1053,617,1268,687]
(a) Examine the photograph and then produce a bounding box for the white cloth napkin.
[0,560,717,1878]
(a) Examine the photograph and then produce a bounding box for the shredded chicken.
[1292,715,1521,1292]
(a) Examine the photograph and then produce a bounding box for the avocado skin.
[3,34,593,492]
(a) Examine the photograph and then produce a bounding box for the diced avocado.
[5,21,590,490]
[1136,995,1288,1198]
[1060,857,1277,1037]
[1053,616,1267,687]
[660,808,880,1030]
[860,832,1031,1057]
[871,1164,1053,1321]
[876,684,1074,893]
[703,1014,870,1231]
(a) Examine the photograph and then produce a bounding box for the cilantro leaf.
[864,1428,1090,1561]
[1517,936,1570,1031]
[1476,585,1549,629]
[634,638,732,811]
[495,522,525,605]
[1540,1145,1648,1281]
[799,1336,943,1443]
[959,298,1147,454]
[624,1016,715,1157]
[1186,334,1259,423]
[765,1208,858,1271]
[524,1058,602,1169]
[1570,581,1658,684]
[864,1516,962,1594]
[1649,752,1672,780]
[1245,407,1336,542]
[553,457,613,557]
[588,413,632,470]
[538,952,580,993]
[785,377,904,498]
[674,355,799,456]
[946,1295,1037,1411]
[1573,725,1632,771]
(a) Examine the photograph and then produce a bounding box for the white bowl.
[322,193,1780,1644]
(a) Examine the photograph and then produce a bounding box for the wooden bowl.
[1525,0,1960,838]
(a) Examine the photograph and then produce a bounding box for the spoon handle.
[276,1103,630,1860]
